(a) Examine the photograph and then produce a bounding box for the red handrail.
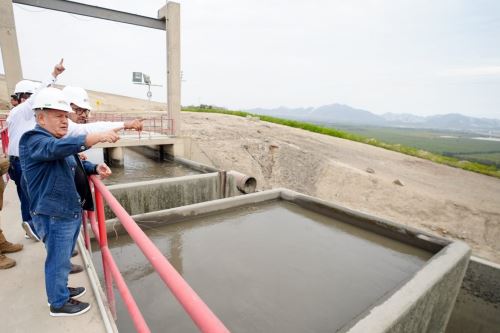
[87,209,149,332]
[94,188,117,319]
[1,128,9,155]
[89,175,230,333]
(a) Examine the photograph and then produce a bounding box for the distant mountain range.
[247,104,500,132]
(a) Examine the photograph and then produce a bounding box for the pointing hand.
[124,118,144,131]
[52,58,65,78]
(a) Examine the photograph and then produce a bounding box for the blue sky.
[2,0,500,119]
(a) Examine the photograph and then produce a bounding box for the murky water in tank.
[84,147,201,185]
[92,201,431,332]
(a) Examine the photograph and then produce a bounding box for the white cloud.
[440,66,500,77]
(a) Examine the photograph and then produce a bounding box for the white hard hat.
[14,80,39,94]
[33,87,72,113]
[62,86,92,110]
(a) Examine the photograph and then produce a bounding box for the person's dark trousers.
[33,213,81,308]
[7,157,31,222]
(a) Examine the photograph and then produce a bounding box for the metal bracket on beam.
[13,0,166,30]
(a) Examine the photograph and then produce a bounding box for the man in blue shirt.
[20,87,120,316]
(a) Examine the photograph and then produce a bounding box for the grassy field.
[182,106,500,178]
[319,124,500,167]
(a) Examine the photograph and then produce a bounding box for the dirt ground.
[1,79,499,263]
[180,112,500,264]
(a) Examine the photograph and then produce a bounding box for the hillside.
[1,80,499,263]
[181,112,500,263]
[248,103,500,132]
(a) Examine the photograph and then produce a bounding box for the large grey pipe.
[227,170,257,194]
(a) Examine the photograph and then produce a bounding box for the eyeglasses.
[72,106,90,115]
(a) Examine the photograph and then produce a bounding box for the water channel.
[84,147,201,185]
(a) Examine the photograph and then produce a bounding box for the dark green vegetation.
[321,124,500,167]
[182,107,500,178]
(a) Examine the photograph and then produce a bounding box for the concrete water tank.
[97,188,470,332]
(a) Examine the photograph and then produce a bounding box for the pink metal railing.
[86,207,148,330]
[1,128,8,155]
[86,176,230,333]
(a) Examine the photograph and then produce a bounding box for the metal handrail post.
[88,201,153,332]
[95,188,117,319]
[81,212,90,250]
[101,247,151,333]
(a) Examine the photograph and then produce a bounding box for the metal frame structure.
[12,0,166,29]
[0,0,181,135]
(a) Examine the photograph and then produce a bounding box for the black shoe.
[70,263,84,274]
[49,298,91,317]
[47,287,86,306]
[68,286,86,299]
[71,249,78,258]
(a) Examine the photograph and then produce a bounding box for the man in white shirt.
[6,59,144,241]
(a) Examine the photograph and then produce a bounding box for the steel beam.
[12,0,166,30]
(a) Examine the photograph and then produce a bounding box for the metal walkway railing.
[89,112,174,136]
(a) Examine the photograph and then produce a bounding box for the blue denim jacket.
[19,125,97,219]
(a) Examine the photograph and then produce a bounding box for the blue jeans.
[8,157,32,222]
[33,213,82,308]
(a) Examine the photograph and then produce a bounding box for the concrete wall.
[460,256,500,304]
[106,173,221,219]
[105,171,253,219]
[445,256,500,333]
[171,136,217,167]
[171,155,219,173]
[347,244,470,333]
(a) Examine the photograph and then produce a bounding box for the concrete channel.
[84,147,205,185]
[446,257,500,333]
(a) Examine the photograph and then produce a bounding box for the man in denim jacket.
[19,87,120,317]
[8,59,143,244]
